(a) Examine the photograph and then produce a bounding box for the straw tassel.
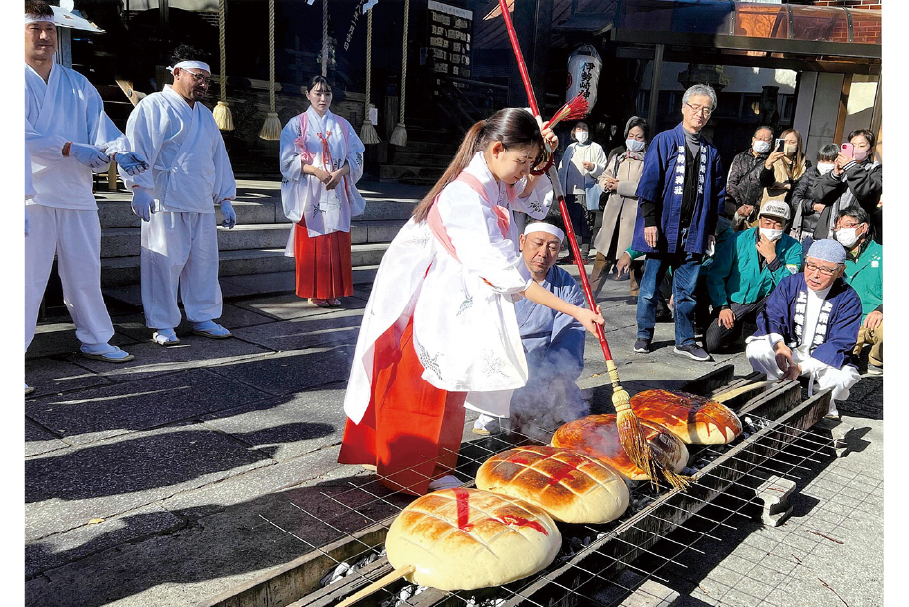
[359,7,380,145]
[213,0,233,131]
[390,0,409,147]
[259,0,282,140]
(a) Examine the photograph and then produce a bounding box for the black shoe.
[673,344,712,362]
[633,339,651,353]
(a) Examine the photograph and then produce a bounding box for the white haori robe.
[343,151,554,425]
[121,85,236,212]
[280,107,367,252]
[25,61,129,211]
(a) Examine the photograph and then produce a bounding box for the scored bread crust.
[630,389,743,444]
[475,446,629,524]
[385,488,561,590]
[551,414,689,481]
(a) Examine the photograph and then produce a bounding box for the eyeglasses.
[184,70,212,86]
[836,222,863,230]
[805,261,840,276]
[685,103,712,116]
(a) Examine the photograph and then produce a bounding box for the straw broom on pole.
[495,0,670,487]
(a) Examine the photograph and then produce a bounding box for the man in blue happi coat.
[632,84,726,362]
[745,239,862,420]
[471,221,588,439]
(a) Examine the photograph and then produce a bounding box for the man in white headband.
[472,221,589,437]
[25,1,150,386]
[745,238,862,419]
[120,44,238,345]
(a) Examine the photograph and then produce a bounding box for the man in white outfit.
[25,1,149,370]
[745,239,863,419]
[121,45,237,345]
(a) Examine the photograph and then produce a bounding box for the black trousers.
[704,298,767,353]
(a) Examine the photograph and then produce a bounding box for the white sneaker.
[427,475,463,491]
[824,408,840,420]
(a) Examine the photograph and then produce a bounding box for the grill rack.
[202,367,839,607]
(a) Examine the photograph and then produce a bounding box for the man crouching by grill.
[745,239,862,420]
[469,221,588,440]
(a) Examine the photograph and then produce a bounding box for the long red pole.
[497,0,613,362]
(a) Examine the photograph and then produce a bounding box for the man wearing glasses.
[631,84,726,361]
[121,46,238,345]
[745,239,863,419]
[835,207,882,375]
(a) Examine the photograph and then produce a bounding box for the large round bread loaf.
[475,446,628,524]
[630,389,742,444]
[385,488,561,590]
[551,414,689,481]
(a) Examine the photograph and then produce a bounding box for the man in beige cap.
[704,200,802,353]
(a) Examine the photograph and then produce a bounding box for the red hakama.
[338,316,467,496]
[294,218,354,300]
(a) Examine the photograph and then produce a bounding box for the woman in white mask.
[589,117,651,299]
[789,144,839,258]
[810,128,883,245]
[556,121,606,264]
[755,129,810,231]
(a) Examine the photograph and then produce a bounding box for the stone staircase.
[97,177,426,307]
[380,119,460,186]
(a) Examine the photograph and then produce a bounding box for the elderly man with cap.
[745,239,863,419]
[471,221,588,437]
[121,45,237,345]
[704,200,802,353]
[25,0,149,372]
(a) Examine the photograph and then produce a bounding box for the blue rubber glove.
[114,151,150,176]
[219,200,236,229]
[67,143,109,170]
[131,188,155,222]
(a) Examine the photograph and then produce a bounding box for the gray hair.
[682,84,717,111]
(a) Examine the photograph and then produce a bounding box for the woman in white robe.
[338,108,605,496]
[280,75,366,307]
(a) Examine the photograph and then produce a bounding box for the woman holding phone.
[809,129,882,243]
[757,129,810,227]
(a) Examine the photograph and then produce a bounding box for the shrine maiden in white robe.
[25,61,130,351]
[343,151,553,425]
[122,85,237,329]
[280,107,366,250]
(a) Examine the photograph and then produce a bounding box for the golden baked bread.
[551,414,689,481]
[385,488,561,590]
[630,389,743,444]
[475,445,628,524]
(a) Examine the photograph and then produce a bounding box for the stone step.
[100,243,390,288]
[391,151,453,168]
[379,164,445,181]
[103,267,379,306]
[97,194,419,228]
[99,219,407,258]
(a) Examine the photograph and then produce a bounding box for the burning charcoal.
[682,467,697,476]
[743,416,757,433]
[741,432,750,440]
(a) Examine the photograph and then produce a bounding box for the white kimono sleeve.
[121,99,162,191]
[279,119,307,182]
[439,182,532,295]
[344,122,366,185]
[511,173,554,219]
[211,119,236,203]
[25,114,66,166]
[84,83,129,156]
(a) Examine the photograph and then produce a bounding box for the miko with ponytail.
[339,107,605,496]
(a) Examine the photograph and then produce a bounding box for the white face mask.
[575,131,589,144]
[626,139,645,152]
[760,228,784,242]
[852,148,868,162]
[817,162,835,175]
[752,140,771,154]
[835,226,864,248]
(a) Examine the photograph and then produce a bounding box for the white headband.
[524,222,565,242]
[167,61,211,74]
[25,15,54,24]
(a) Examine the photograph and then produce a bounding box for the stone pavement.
[24,194,884,607]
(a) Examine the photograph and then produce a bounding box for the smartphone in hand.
[841,143,854,158]
[775,139,785,153]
